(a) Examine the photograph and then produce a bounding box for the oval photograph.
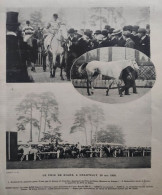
[71,47,156,104]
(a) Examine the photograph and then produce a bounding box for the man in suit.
[131,25,140,50]
[113,30,126,47]
[138,28,150,57]
[6,12,32,82]
[98,30,111,47]
[123,31,135,48]
[66,28,78,80]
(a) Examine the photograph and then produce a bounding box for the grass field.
[75,87,151,104]
[7,156,151,169]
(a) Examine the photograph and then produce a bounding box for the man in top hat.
[123,31,135,48]
[138,28,150,57]
[131,25,140,50]
[6,12,32,82]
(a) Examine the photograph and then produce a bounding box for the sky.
[5,83,152,147]
[6,7,150,30]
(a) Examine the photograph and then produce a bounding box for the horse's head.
[130,60,139,71]
[58,24,68,40]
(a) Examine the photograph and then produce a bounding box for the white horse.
[78,59,139,96]
[18,145,41,162]
[44,24,68,79]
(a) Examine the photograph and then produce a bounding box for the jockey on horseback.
[22,20,34,42]
[45,13,62,52]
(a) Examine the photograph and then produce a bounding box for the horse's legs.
[60,54,64,80]
[21,154,24,162]
[87,78,91,96]
[36,153,41,161]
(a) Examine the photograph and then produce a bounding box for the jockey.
[22,20,34,42]
[45,13,62,50]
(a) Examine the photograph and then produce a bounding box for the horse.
[78,59,139,97]
[44,24,68,79]
[18,145,41,161]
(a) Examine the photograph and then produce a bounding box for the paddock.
[7,156,151,169]
[74,86,152,104]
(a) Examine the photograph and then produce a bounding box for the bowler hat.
[132,25,139,32]
[123,31,131,37]
[101,29,108,36]
[94,30,101,35]
[127,25,133,31]
[109,28,114,34]
[104,25,111,30]
[53,13,58,17]
[68,28,75,33]
[6,12,20,26]
[112,29,122,36]
[138,28,146,34]
[84,31,91,37]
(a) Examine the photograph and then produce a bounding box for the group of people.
[18,142,151,161]
[6,11,150,82]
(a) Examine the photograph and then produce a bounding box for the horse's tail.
[78,62,88,74]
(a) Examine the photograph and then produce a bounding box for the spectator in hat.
[92,30,102,49]
[66,28,78,80]
[108,28,114,40]
[98,30,111,47]
[104,25,111,30]
[113,30,126,47]
[75,30,92,57]
[6,12,32,82]
[123,31,135,48]
[138,28,150,57]
[110,29,118,46]
[22,20,34,42]
[131,25,140,50]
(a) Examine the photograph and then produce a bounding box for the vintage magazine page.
[0,0,162,194]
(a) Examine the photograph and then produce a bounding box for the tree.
[89,7,126,29]
[70,105,104,145]
[30,10,43,29]
[96,125,125,144]
[37,92,61,141]
[16,93,39,142]
[70,109,88,145]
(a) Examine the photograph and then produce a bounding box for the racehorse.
[44,24,68,79]
[78,59,139,97]
[18,145,41,161]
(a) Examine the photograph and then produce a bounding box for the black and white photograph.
[2,0,162,194]
[6,7,150,83]
[71,47,155,104]
[6,85,151,169]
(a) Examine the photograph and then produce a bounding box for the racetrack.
[75,87,151,104]
[28,67,69,83]
[7,156,151,169]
